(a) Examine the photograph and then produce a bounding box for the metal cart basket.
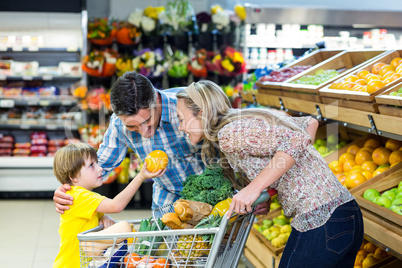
[78,192,269,268]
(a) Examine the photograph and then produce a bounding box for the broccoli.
[180,166,234,206]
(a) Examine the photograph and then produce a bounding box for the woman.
[176,80,363,268]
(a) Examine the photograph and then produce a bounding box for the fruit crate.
[351,162,402,230]
[248,209,286,256]
[240,91,255,103]
[375,80,402,117]
[281,49,388,96]
[319,50,402,113]
[256,49,343,92]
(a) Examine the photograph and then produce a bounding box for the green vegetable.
[135,218,165,255]
[180,166,234,206]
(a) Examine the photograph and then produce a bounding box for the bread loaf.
[174,200,194,221]
[174,199,213,225]
[161,212,194,229]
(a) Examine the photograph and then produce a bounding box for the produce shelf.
[0,123,78,131]
[0,75,81,81]
[0,96,77,107]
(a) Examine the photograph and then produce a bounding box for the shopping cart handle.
[251,190,271,207]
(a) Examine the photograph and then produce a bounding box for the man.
[54,71,270,216]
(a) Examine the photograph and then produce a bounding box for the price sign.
[61,100,73,106]
[20,125,30,129]
[39,100,50,106]
[0,99,15,108]
[42,74,53,80]
[27,100,39,106]
[0,75,6,81]
[22,75,33,80]
[46,125,57,130]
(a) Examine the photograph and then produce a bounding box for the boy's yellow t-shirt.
[53,186,106,268]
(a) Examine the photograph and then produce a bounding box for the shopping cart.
[77,191,270,268]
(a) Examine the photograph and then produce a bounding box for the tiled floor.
[0,199,247,268]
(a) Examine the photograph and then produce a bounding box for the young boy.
[52,143,165,267]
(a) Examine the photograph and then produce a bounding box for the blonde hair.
[53,143,98,185]
[177,80,309,188]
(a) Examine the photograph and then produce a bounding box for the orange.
[385,139,402,151]
[357,70,370,79]
[329,82,341,89]
[362,254,379,268]
[363,242,377,254]
[355,150,373,165]
[343,159,356,173]
[347,145,361,155]
[390,57,402,68]
[378,65,395,77]
[345,75,359,82]
[339,152,355,163]
[355,254,365,266]
[344,172,367,190]
[389,150,402,165]
[350,167,364,174]
[124,253,141,268]
[396,64,402,73]
[344,82,358,91]
[361,161,377,173]
[329,160,343,174]
[359,146,374,153]
[144,150,169,173]
[382,70,396,79]
[366,80,385,94]
[372,147,391,165]
[355,79,367,85]
[362,170,373,180]
[365,74,381,83]
[364,139,381,148]
[372,166,390,177]
[383,77,393,85]
[338,174,347,184]
[371,62,386,74]
[390,73,402,82]
[373,248,388,260]
[352,84,365,92]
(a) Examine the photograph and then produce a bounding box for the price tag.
[12,46,23,51]
[27,100,39,106]
[46,125,57,130]
[61,100,73,106]
[42,74,53,80]
[67,46,78,52]
[28,46,39,52]
[0,75,6,80]
[22,75,33,80]
[0,46,7,51]
[39,100,50,106]
[0,99,15,108]
[20,125,30,129]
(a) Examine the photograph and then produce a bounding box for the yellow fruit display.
[364,139,382,149]
[389,150,402,165]
[344,173,367,190]
[385,139,402,151]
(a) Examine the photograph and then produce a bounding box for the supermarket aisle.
[0,199,151,268]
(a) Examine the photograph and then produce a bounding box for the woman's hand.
[53,184,73,214]
[227,185,261,218]
[99,215,115,228]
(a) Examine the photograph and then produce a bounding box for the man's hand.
[53,184,73,214]
[253,199,271,216]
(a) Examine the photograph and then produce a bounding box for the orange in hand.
[145,150,169,173]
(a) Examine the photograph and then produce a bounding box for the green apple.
[390,205,402,215]
[313,143,320,150]
[262,219,273,229]
[318,146,329,155]
[270,202,281,210]
[390,92,398,96]
[363,189,380,201]
[339,141,348,148]
[397,93,402,97]
[398,181,402,193]
[391,188,399,195]
[374,196,392,208]
[382,190,396,201]
[395,192,402,199]
[327,134,338,145]
[315,139,326,147]
[398,87,402,93]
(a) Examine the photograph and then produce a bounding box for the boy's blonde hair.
[53,143,98,185]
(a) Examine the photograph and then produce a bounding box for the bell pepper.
[211,197,232,217]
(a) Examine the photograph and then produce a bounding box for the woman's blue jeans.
[278,200,364,268]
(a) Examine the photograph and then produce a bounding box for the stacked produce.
[252,210,292,248]
[289,69,338,86]
[328,138,402,190]
[258,65,312,82]
[329,58,402,93]
[313,134,348,157]
[363,181,402,215]
[388,86,402,97]
[355,240,389,268]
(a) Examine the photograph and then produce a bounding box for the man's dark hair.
[110,71,157,116]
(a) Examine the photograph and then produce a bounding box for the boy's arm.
[96,163,166,213]
[99,215,115,228]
